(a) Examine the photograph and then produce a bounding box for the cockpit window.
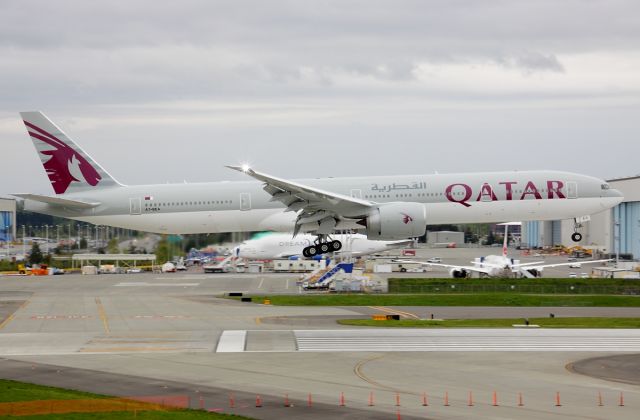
[601,183,611,190]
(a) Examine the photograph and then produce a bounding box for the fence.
[388,283,640,295]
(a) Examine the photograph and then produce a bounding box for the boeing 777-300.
[13,112,624,257]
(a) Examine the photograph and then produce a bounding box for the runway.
[1,271,639,419]
[209,328,640,353]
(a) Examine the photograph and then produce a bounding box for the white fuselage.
[23,170,623,234]
[235,233,410,259]
[474,255,516,277]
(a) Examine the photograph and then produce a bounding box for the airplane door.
[240,193,251,211]
[129,198,142,215]
[350,189,362,199]
[566,181,578,199]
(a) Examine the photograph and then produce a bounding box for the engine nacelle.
[450,268,470,278]
[360,202,426,240]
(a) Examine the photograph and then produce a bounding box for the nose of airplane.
[603,188,624,208]
[609,188,624,198]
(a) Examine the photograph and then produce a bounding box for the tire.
[400,268,407,273]
[302,247,310,258]
[571,232,582,242]
[308,246,318,256]
[320,243,330,253]
[332,240,342,251]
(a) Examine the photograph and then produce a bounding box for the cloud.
[0,0,640,193]
[499,52,565,74]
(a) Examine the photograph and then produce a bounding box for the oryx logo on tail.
[20,111,122,195]
[24,121,102,194]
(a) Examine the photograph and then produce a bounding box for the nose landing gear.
[572,218,583,242]
[302,235,342,258]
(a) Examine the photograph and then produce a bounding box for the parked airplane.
[396,223,611,278]
[14,112,624,257]
[235,232,413,259]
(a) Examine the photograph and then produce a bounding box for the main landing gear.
[302,235,342,258]
[571,218,583,242]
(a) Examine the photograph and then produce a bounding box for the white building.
[522,176,640,258]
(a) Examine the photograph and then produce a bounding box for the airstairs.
[304,263,354,289]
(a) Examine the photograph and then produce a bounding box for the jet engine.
[358,202,426,240]
[450,268,470,278]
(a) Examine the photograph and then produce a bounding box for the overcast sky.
[1,0,639,195]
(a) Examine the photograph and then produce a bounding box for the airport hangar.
[0,198,16,243]
[523,176,640,258]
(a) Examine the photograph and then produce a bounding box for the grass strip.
[0,412,248,419]
[337,317,640,328]
[240,293,640,307]
[0,379,250,419]
[0,380,109,403]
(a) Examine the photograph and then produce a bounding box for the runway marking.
[0,315,14,331]
[0,299,31,331]
[285,279,289,289]
[216,330,246,352]
[353,354,400,392]
[31,315,92,320]
[257,278,264,289]
[295,329,640,352]
[79,347,196,353]
[95,297,111,334]
[115,282,200,287]
[369,306,421,320]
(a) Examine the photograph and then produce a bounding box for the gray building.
[0,198,16,243]
[522,176,640,258]
[426,230,465,246]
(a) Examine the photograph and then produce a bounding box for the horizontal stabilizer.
[11,193,100,209]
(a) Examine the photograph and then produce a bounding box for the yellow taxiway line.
[95,297,111,334]
[368,306,421,320]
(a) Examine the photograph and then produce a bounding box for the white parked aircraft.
[13,112,624,257]
[397,223,611,278]
[235,232,413,260]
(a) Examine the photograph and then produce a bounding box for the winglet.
[226,164,252,174]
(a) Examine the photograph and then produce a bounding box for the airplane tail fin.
[502,224,509,257]
[20,111,123,195]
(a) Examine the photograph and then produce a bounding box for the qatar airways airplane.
[14,112,623,257]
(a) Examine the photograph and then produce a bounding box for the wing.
[227,166,372,235]
[518,259,612,270]
[392,259,493,275]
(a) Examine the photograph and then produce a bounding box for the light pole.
[615,221,620,268]
[22,225,26,259]
[44,225,49,254]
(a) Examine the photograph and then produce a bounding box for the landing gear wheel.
[302,247,311,258]
[331,240,342,251]
[307,246,318,257]
[571,232,583,242]
[320,243,330,253]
